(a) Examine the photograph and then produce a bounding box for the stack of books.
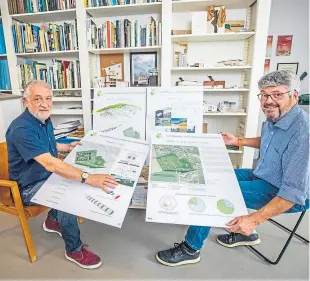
[8,0,76,14]
[54,120,83,139]
[0,60,12,90]
[86,0,160,7]
[87,16,161,49]
[12,21,78,53]
[18,59,81,90]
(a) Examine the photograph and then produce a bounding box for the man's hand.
[86,174,119,194]
[68,141,82,152]
[226,214,258,236]
[221,132,238,146]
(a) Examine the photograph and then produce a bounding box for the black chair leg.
[246,211,309,265]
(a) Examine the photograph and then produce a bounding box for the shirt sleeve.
[278,131,309,206]
[12,126,50,163]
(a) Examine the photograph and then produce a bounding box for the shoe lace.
[228,232,236,244]
[81,244,90,255]
[170,242,185,257]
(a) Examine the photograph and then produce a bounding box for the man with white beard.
[156,70,310,267]
[6,80,118,269]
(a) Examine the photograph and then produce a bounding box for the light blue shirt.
[254,105,309,206]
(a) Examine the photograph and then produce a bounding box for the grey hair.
[23,80,52,98]
[258,70,300,95]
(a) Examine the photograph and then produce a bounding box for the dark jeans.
[185,169,310,251]
[21,180,82,253]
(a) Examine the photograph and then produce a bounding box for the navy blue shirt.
[5,109,58,192]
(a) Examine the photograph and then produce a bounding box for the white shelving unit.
[10,8,77,22]
[0,0,272,170]
[171,32,255,42]
[89,46,161,55]
[15,50,79,59]
[171,66,252,71]
[86,2,162,17]
[203,112,247,116]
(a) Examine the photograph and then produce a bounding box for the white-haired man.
[6,80,118,269]
[156,70,309,266]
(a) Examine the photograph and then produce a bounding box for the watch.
[81,172,89,183]
[237,137,244,148]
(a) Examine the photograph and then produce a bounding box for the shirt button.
[271,132,274,134]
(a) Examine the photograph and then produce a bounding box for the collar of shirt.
[269,104,302,131]
[23,108,52,127]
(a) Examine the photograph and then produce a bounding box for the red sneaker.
[65,245,102,269]
[43,217,62,237]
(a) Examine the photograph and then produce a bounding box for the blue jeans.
[185,169,310,251]
[21,180,82,253]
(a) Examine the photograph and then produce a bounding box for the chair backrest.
[0,142,9,180]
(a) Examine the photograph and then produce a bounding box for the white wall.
[268,0,309,94]
[255,0,309,158]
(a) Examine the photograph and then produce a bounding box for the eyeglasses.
[257,91,290,101]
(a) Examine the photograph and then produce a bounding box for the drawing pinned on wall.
[151,144,205,184]
[160,196,177,211]
[217,199,235,214]
[188,197,206,213]
[266,35,273,57]
[93,89,146,140]
[276,35,293,56]
[146,87,204,140]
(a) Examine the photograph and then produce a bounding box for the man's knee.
[57,211,78,224]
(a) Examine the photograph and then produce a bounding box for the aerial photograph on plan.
[151,144,205,184]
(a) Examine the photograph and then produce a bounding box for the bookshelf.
[0,0,272,171]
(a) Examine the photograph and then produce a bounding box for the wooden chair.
[0,142,84,263]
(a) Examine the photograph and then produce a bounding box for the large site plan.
[93,88,146,140]
[146,133,248,227]
[31,131,149,228]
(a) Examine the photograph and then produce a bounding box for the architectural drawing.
[93,89,146,140]
[151,144,205,184]
[146,133,248,228]
[31,131,149,228]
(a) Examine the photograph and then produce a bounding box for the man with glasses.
[6,80,118,269]
[156,70,309,266]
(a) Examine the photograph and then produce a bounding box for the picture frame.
[277,62,299,75]
[130,52,158,87]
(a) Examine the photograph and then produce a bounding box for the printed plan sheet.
[93,88,146,140]
[146,133,248,227]
[146,87,204,141]
[31,131,149,228]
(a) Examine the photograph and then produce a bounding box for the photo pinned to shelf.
[277,63,299,75]
[130,52,158,87]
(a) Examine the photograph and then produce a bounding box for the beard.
[29,109,50,123]
[264,103,289,123]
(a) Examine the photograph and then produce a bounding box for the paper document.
[146,133,248,227]
[93,88,146,140]
[146,87,204,141]
[31,131,149,228]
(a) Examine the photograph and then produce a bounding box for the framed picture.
[130,52,158,87]
[277,63,299,74]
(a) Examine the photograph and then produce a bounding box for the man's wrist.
[250,212,265,225]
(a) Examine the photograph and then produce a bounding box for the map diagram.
[72,142,120,172]
[151,145,205,184]
[217,199,235,214]
[160,196,177,210]
[188,197,206,212]
[95,103,142,139]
